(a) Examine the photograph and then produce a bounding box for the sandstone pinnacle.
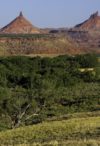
[0,12,40,34]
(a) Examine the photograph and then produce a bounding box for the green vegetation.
[0,115,100,146]
[0,53,99,145]
[0,33,52,39]
[0,53,99,129]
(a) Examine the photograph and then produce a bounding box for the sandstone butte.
[75,11,100,30]
[0,12,40,34]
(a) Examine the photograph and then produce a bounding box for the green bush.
[0,54,99,130]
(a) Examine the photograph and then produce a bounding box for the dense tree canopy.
[0,54,99,130]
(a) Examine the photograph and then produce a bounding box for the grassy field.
[0,112,100,146]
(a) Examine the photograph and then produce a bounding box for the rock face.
[66,11,100,54]
[0,12,40,34]
[75,11,100,30]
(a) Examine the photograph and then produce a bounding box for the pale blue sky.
[0,0,100,28]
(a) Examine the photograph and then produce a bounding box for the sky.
[0,0,100,28]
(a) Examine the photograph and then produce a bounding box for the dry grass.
[0,116,100,146]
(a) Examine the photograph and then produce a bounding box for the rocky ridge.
[0,12,40,34]
[75,11,100,30]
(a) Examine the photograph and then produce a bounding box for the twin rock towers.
[0,11,100,34]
